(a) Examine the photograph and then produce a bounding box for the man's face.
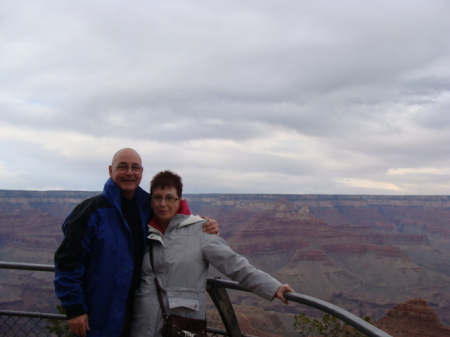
[109,149,143,199]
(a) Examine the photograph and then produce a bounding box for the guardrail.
[0,261,392,337]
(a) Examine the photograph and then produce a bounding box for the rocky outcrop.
[376,298,450,337]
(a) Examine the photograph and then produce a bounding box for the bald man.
[54,148,218,337]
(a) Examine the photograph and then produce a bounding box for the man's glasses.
[152,195,180,204]
[115,164,143,174]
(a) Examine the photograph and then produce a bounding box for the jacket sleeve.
[54,200,98,318]
[201,233,281,301]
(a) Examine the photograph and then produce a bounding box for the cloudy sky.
[1,1,449,195]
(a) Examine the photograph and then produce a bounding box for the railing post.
[207,278,243,337]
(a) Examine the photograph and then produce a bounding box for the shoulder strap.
[149,240,168,320]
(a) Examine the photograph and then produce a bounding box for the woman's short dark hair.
[150,170,183,198]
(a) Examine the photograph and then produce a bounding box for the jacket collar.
[147,214,204,238]
[103,178,150,211]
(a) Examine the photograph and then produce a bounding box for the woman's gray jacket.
[129,214,282,337]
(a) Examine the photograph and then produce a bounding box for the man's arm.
[67,314,90,337]
[54,199,97,337]
[201,216,220,235]
[55,222,91,336]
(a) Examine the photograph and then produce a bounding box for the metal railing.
[0,310,67,337]
[0,261,392,337]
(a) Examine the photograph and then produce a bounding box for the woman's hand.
[67,314,90,337]
[201,217,220,235]
[274,284,295,304]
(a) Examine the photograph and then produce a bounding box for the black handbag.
[163,314,207,337]
[149,241,208,337]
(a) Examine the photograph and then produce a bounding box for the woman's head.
[150,170,183,227]
[150,170,183,198]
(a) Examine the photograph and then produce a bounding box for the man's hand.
[274,284,295,304]
[67,314,90,337]
[201,217,220,235]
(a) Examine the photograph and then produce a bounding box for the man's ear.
[108,165,113,177]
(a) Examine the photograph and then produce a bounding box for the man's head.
[109,148,143,199]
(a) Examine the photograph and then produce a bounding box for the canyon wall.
[1,191,449,336]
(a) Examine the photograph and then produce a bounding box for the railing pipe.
[1,262,393,337]
[284,292,392,337]
[207,278,392,337]
[0,309,65,319]
[0,261,54,272]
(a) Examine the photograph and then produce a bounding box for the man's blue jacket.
[54,178,151,337]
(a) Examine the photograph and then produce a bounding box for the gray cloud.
[1,0,449,194]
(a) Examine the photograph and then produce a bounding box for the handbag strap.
[149,240,168,321]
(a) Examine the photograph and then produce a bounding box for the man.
[54,148,218,337]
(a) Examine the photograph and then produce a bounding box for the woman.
[130,170,294,336]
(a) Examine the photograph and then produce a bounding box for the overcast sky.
[1,1,449,195]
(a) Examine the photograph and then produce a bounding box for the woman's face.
[151,186,180,227]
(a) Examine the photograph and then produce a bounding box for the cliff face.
[376,299,450,337]
[0,191,99,313]
[187,194,450,327]
[1,191,450,334]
